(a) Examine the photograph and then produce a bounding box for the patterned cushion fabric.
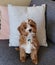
[0,6,9,39]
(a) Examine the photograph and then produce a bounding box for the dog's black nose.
[29,29,32,32]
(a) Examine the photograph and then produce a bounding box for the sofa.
[0,0,55,65]
[30,0,55,65]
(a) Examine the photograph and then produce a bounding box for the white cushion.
[8,4,47,47]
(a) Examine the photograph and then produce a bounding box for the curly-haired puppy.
[17,19,39,64]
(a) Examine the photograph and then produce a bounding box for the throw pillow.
[0,6,9,39]
[8,4,47,47]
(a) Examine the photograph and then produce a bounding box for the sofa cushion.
[30,0,43,5]
[46,2,55,44]
[0,40,55,65]
[38,41,55,65]
[0,6,9,39]
[30,0,50,6]
[30,0,55,44]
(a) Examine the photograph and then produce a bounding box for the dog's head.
[18,19,37,36]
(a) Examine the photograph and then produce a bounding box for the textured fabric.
[30,0,55,44]
[30,0,54,6]
[0,40,55,65]
[8,4,47,47]
[46,2,55,44]
[0,6,9,39]
[30,0,50,6]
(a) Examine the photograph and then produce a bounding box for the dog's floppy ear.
[17,22,27,35]
[17,24,24,35]
[17,26,21,33]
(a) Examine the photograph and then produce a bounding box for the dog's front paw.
[20,57,26,62]
[32,59,38,65]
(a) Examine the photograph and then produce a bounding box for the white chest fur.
[20,33,35,54]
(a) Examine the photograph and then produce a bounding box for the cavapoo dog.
[17,19,39,64]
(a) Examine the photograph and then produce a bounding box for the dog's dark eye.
[24,27,26,29]
[30,24,33,27]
